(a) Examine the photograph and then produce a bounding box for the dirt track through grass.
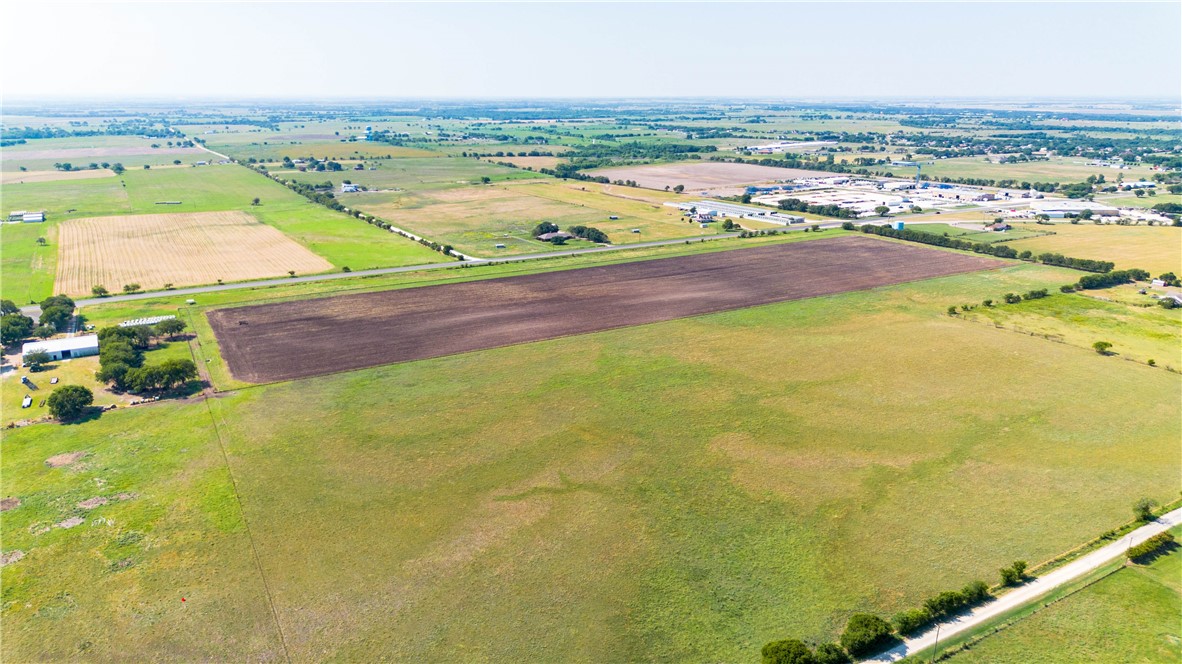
[209,236,1002,382]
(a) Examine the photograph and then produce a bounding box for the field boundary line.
[201,396,293,664]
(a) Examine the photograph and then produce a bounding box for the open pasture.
[587,161,834,191]
[349,179,719,256]
[285,156,534,192]
[916,156,1159,184]
[54,210,333,295]
[5,257,1180,662]
[208,236,1002,382]
[1004,222,1181,275]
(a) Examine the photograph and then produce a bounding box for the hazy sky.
[4,2,1180,100]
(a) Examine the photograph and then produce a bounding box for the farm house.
[22,334,100,362]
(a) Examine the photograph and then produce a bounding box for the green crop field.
[4,259,1178,662]
[944,530,1181,663]
[915,157,1159,184]
[282,156,537,192]
[1096,192,1182,209]
[0,164,440,302]
[1004,222,1182,275]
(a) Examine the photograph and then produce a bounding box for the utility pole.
[929,624,942,664]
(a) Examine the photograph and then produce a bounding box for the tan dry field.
[54,210,333,295]
[0,169,116,185]
[7,146,204,160]
[588,161,834,191]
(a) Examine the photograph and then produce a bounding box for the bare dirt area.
[6,146,203,160]
[209,236,1003,383]
[1,169,116,185]
[45,451,86,468]
[0,497,20,511]
[587,161,835,191]
[54,210,333,295]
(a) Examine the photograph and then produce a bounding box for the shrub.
[892,607,933,635]
[814,642,851,664]
[947,306,958,316]
[841,221,856,230]
[1159,298,1178,309]
[999,561,1027,586]
[839,613,893,657]
[1128,532,1174,561]
[1023,289,1048,300]
[1133,497,1158,522]
[1003,292,1021,304]
[982,299,993,307]
[1059,284,1077,293]
[761,639,816,664]
[1093,341,1112,355]
[47,385,93,421]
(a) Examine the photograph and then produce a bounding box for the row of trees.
[859,224,1020,259]
[1071,268,1150,291]
[892,580,993,636]
[777,198,860,219]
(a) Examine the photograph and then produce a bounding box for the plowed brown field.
[54,211,332,295]
[209,236,1003,383]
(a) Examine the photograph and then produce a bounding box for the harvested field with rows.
[54,210,333,295]
[209,235,1002,382]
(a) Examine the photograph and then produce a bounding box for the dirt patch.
[0,551,25,566]
[77,497,109,510]
[54,210,333,296]
[587,161,837,192]
[0,497,20,512]
[210,236,1003,383]
[116,492,139,501]
[55,517,85,529]
[46,451,86,468]
[0,169,116,184]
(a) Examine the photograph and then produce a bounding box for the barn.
[22,335,100,362]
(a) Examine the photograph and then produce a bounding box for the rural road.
[13,214,981,316]
[20,233,748,313]
[863,508,1182,662]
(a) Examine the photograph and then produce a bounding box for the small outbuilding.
[22,334,100,362]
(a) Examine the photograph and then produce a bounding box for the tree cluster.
[778,198,859,219]
[567,225,610,243]
[94,323,195,393]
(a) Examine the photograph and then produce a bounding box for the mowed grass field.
[54,211,333,295]
[1004,222,1182,275]
[1,135,209,173]
[945,531,1181,663]
[347,179,719,256]
[282,156,537,192]
[915,157,1159,184]
[0,165,439,302]
[4,260,1179,661]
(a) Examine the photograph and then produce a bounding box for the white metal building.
[22,335,100,362]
